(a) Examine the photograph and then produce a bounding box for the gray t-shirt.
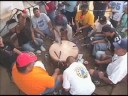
[32,13,50,31]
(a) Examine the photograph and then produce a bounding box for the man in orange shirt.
[75,4,94,36]
[12,52,62,95]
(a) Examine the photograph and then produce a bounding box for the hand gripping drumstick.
[58,51,64,66]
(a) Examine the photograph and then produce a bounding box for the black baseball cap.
[113,38,128,50]
[98,16,107,22]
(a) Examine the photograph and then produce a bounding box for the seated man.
[62,56,95,95]
[0,36,21,71]
[53,11,73,41]
[92,25,122,70]
[88,16,113,41]
[75,3,94,36]
[32,7,55,39]
[89,38,127,85]
[60,27,68,40]
[12,52,62,95]
[10,11,45,52]
[84,16,113,45]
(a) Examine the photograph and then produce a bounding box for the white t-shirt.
[32,13,50,31]
[34,61,46,71]
[95,20,113,32]
[109,1,127,21]
[106,53,127,84]
[63,62,95,95]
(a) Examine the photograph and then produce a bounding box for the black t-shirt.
[0,42,17,69]
[93,1,108,10]
[106,33,121,52]
[16,17,32,46]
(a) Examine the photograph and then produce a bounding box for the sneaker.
[94,80,101,86]
[40,45,46,51]
[36,50,41,54]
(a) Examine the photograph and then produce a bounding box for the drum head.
[49,40,79,62]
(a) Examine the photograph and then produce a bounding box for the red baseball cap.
[16,52,37,67]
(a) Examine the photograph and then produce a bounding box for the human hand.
[28,52,36,56]
[76,28,81,32]
[98,71,104,79]
[55,68,60,74]
[105,50,111,55]
[33,39,39,46]
[91,41,98,45]
[95,59,101,65]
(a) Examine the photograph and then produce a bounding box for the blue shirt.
[65,1,77,12]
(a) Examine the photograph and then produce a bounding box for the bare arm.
[18,13,27,30]
[48,21,55,35]
[102,76,113,84]
[52,68,60,81]
[92,39,107,44]
[75,20,80,30]
[96,58,112,65]
[99,71,113,84]
[13,48,22,55]
[80,24,90,30]
[33,28,45,37]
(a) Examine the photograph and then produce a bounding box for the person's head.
[98,16,107,25]
[0,36,4,47]
[16,52,37,73]
[33,7,40,17]
[113,38,128,55]
[81,3,89,13]
[65,56,76,67]
[54,13,68,28]
[124,4,128,13]
[102,24,116,37]
[17,13,22,21]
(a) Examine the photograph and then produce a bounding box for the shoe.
[94,80,101,86]
[36,50,41,54]
[40,45,46,51]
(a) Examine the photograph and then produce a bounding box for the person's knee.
[22,44,35,52]
[96,51,105,60]
[35,38,44,45]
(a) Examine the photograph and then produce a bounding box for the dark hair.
[33,7,39,12]
[102,24,116,33]
[17,13,22,19]
[16,62,28,73]
[81,3,89,9]
[66,56,76,65]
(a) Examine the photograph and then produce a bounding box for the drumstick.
[73,31,82,37]
[54,51,59,58]
[81,43,90,46]
[59,51,61,59]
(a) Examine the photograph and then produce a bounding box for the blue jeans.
[92,43,108,57]
[42,28,53,38]
[41,80,60,95]
[47,10,56,22]
[22,38,44,52]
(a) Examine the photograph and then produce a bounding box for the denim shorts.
[41,80,60,95]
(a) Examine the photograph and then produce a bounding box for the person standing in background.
[93,1,109,22]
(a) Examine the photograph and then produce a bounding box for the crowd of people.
[0,1,127,95]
